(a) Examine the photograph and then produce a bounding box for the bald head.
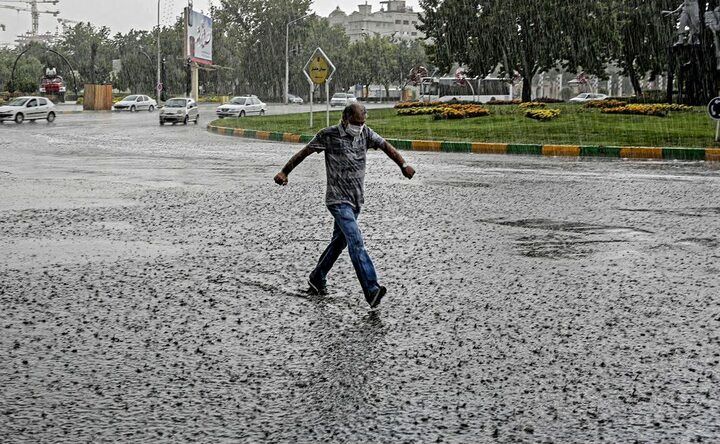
[342,103,367,125]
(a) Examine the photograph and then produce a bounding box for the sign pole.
[708,96,720,142]
[325,81,330,127]
[303,47,336,130]
[309,80,314,129]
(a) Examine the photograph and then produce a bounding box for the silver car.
[0,96,56,124]
[159,98,199,125]
[114,94,157,112]
[287,94,304,104]
[569,93,608,103]
[330,93,358,107]
[216,95,267,118]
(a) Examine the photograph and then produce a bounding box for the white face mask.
[345,123,364,138]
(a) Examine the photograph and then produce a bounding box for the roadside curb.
[206,123,720,162]
[55,110,113,115]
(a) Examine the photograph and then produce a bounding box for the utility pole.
[285,14,312,104]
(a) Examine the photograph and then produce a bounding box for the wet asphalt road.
[1,111,720,443]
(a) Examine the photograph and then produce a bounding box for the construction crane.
[56,17,78,27]
[0,1,59,36]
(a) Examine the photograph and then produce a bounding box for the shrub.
[525,108,561,121]
[519,102,546,109]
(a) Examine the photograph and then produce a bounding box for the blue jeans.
[309,203,380,296]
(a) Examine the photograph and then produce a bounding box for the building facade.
[328,1,423,42]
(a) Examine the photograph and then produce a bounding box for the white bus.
[419,77,513,103]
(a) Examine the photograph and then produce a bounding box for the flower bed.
[525,108,561,121]
[395,101,445,109]
[397,107,441,116]
[398,103,490,119]
[584,100,626,109]
[600,103,691,117]
[519,102,547,109]
[487,99,522,105]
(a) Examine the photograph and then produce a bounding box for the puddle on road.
[425,180,491,188]
[618,207,720,218]
[480,218,653,259]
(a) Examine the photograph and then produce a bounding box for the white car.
[330,93,358,107]
[569,93,608,103]
[0,96,56,124]
[159,97,199,125]
[216,96,267,118]
[287,94,304,104]
[114,94,157,112]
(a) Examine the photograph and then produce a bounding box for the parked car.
[330,93,358,107]
[569,93,608,103]
[287,94,304,104]
[0,96,56,124]
[216,95,267,118]
[159,97,199,125]
[114,94,157,112]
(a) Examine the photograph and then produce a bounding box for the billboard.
[185,8,212,65]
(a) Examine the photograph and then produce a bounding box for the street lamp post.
[285,13,312,105]
[156,0,161,104]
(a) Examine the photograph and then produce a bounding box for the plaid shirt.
[308,124,386,208]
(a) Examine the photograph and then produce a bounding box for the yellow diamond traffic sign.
[304,47,336,85]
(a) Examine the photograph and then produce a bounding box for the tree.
[214,0,313,99]
[608,0,676,96]
[419,0,616,101]
[57,23,115,85]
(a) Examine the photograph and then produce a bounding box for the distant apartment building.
[328,1,424,42]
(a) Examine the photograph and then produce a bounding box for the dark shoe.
[365,286,387,309]
[307,279,328,296]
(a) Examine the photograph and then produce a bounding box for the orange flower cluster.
[584,100,626,109]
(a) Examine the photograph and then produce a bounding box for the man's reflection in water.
[302,305,389,431]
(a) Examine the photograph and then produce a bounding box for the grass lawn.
[211,104,717,148]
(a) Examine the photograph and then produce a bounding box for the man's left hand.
[402,165,415,179]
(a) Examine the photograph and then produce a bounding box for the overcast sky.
[0,0,420,45]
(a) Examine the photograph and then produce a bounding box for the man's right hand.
[274,172,288,186]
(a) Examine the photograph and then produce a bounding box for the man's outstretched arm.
[380,141,415,179]
[274,145,319,185]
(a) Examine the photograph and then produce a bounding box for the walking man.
[274,103,415,308]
